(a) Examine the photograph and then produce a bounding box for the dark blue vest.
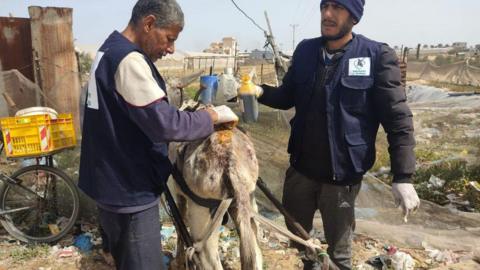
[79,31,172,207]
[288,34,382,182]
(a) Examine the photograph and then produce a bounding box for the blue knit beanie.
[321,0,365,23]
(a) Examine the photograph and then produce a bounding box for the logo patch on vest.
[348,57,371,76]
[86,51,104,110]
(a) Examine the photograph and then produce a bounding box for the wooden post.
[233,42,238,75]
[2,92,17,109]
[260,62,264,84]
[416,44,421,60]
[33,50,44,106]
[29,6,81,134]
[212,58,216,74]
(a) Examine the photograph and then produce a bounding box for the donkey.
[166,78,263,269]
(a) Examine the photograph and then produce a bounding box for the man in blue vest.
[78,0,237,269]
[255,0,420,269]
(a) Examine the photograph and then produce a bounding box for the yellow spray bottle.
[238,74,259,122]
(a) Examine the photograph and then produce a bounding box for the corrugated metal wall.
[0,17,35,82]
[0,17,38,116]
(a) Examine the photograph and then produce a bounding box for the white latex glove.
[212,105,239,124]
[254,85,264,98]
[392,183,420,223]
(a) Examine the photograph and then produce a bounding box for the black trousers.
[98,204,165,270]
[282,167,361,270]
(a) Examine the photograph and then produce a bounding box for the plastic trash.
[428,175,446,188]
[218,68,239,102]
[161,225,176,241]
[162,253,170,268]
[366,255,389,269]
[73,233,93,252]
[391,251,415,270]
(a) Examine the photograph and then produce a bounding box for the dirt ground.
[1,79,480,269]
[2,221,478,270]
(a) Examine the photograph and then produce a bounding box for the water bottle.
[238,74,258,123]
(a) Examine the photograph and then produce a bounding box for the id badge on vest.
[348,57,371,76]
[86,52,104,110]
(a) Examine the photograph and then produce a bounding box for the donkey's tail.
[228,172,261,270]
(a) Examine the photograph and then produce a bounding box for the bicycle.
[0,130,80,243]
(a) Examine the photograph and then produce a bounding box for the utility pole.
[264,11,288,84]
[290,24,299,51]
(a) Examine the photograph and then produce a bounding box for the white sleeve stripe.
[114,52,166,107]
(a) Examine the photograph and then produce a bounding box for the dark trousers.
[98,204,165,270]
[282,167,361,270]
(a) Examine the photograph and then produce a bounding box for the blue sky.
[1,0,479,52]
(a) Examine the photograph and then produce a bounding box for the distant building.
[452,42,467,50]
[475,44,480,52]
[203,37,237,55]
[249,49,274,60]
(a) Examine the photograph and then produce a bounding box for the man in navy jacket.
[78,0,237,269]
[256,0,420,269]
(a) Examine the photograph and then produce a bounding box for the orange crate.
[0,113,76,158]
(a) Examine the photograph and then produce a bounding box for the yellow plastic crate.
[0,113,76,158]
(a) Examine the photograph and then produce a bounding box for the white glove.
[212,105,239,124]
[392,183,420,223]
[254,85,264,98]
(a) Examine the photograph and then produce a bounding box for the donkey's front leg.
[169,194,187,270]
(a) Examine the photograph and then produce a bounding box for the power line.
[229,0,267,33]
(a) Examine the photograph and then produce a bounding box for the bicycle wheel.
[0,165,80,243]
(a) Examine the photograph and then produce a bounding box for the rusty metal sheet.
[0,17,35,82]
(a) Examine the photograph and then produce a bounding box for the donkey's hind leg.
[187,202,223,270]
[228,197,263,270]
[250,197,264,269]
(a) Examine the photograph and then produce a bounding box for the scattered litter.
[161,225,176,241]
[73,233,93,252]
[428,175,446,188]
[48,224,60,235]
[469,181,480,192]
[233,247,240,258]
[366,255,389,269]
[390,251,415,270]
[422,242,459,265]
[51,246,78,258]
[446,194,471,207]
[356,263,376,270]
[162,253,170,268]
